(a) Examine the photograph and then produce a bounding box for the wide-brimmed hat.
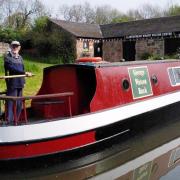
[11,41,21,46]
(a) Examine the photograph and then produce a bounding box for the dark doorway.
[165,38,180,55]
[94,42,102,57]
[123,41,136,61]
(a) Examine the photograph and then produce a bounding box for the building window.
[83,41,89,51]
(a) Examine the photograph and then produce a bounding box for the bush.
[30,17,76,64]
[148,54,164,60]
[140,52,152,60]
[140,52,165,60]
[164,54,180,59]
[0,28,22,43]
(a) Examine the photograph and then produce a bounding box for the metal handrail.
[0,92,74,125]
[0,92,74,101]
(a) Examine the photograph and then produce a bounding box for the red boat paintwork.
[90,61,180,111]
[0,131,95,160]
[32,67,80,117]
[2,60,180,160]
[32,65,96,118]
[31,60,180,118]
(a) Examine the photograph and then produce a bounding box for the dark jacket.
[4,52,25,89]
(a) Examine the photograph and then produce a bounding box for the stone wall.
[0,42,9,56]
[103,40,123,62]
[76,40,94,58]
[136,39,164,60]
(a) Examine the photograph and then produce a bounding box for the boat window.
[151,75,158,85]
[168,67,180,86]
[122,79,130,91]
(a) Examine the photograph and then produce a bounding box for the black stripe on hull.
[95,101,180,140]
[1,100,180,147]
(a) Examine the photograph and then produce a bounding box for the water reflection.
[0,116,180,179]
[161,166,180,180]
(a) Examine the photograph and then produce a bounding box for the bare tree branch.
[59,2,122,24]
[1,0,47,29]
[138,4,163,19]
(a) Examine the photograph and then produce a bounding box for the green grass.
[23,55,65,64]
[0,56,55,96]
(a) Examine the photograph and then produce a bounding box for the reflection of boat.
[0,59,180,160]
[94,137,180,180]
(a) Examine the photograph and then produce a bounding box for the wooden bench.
[0,92,74,125]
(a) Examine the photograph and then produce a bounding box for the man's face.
[11,45,21,54]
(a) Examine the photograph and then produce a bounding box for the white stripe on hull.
[0,90,180,143]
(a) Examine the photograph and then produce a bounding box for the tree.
[94,6,109,24]
[112,15,135,23]
[59,3,95,23]
[126,9,144,20]
[17,0,48,29]
[1,0,48,29]
[0,0,48,46]
[83,2,95,24]
[0,0,19,27]
[0,0,5,8]
[167,4,180,16]
[59,2,123,24]
[0,0,5,23]
[60,4,84,22]
[0,28,21,42]
[3,12,31,30]
[94,5,122,24]
[30,16,76,63]
[138,4,163,19]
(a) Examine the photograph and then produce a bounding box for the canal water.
[0,115,180,179]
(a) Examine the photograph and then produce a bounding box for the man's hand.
[25,72,33,77]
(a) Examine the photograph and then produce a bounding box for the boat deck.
[0,92,74,126]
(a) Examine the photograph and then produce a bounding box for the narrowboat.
[0,58,180,160]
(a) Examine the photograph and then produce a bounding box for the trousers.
[6,88,23,122]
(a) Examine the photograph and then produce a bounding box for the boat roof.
[45,59,180,71]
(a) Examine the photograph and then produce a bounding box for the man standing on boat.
[4,41,32,123]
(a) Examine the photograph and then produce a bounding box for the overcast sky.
[42,0,180,14]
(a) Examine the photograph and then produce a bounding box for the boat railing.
[0,92,74,125]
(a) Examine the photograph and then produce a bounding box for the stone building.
[0,42,9,56]
[50,19,102,60]
[50,15,180,62]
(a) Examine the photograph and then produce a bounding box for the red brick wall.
[136,39,164,60]
[102,40,123,62]
[76,40,94,58]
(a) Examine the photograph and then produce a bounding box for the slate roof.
[50,15,180,39]
[50,19,102,38]
[100,15,180,38]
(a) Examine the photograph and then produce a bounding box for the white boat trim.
[0,90,180,143]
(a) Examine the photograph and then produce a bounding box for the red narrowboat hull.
[1,60,180,160]
[0,131,95,160]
